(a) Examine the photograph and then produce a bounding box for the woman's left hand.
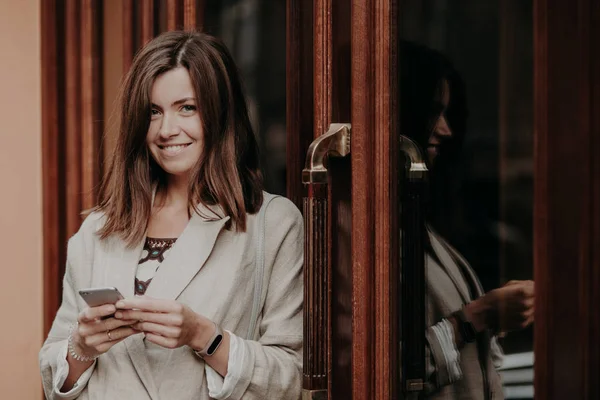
[114,297,213,350]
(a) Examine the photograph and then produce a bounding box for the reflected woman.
[399,41,534,399]
[40,31,303,400]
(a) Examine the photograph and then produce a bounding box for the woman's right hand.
[72,304,139,359]
[465,280,535,334]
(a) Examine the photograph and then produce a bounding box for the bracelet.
[68,323,99,363]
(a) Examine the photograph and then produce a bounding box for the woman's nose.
[158,115,179,139]
[434,115,452,138]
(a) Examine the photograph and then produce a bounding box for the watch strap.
[194,323,224,358]
[452,308,477,343]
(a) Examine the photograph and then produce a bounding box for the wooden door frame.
[289,0,600,399]
[287,1,401,398]
[534,0,600,398]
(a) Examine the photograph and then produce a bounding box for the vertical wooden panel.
[42,0,65,336]
[183,0,196,29]
[43,0,104,338]
[303,194,329,392]
[589,4,600,399]
[313,0,332,141]
[350,0,374,397]
[80,0,104,211]
[534,0,600,398]
[166,0,182,31]
[329,1,352,398]
[141,0,155,45]
[351,0,399,399]
[65,0,83,237]
[286,0,313,209]
[123,0,134,72]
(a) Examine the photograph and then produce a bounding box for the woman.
[399,41,534,399]
[40,31,303,400]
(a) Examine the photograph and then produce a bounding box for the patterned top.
[135,237,177,295]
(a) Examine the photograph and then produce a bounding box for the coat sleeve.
[212,197,303,400]
[39,216,98,399]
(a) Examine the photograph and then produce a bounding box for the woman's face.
[146,67,204,179]
[427,80,453,164]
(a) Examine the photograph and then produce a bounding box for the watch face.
[206,334,224,355]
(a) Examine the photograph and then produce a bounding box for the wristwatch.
[452,308,478,343]
[193,323,224,358]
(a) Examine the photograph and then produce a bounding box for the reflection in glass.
[204,0,287,195]
[400,0,534,398]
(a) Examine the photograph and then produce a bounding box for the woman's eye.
[150,109,161,118]
[181,104,196,113]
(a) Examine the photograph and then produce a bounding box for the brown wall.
[0,0,43,398]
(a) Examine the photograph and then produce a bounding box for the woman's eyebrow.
[150,97,196,109]
[171,97,195,106]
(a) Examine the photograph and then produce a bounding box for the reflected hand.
[465,280,535,333]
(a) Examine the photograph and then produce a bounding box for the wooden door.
[289,1,600,400]
[287,1,401,399]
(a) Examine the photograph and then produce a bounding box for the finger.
[145,332,179,349]
[84,326,137,347]
[133,321,181,338]
[79,317,138,336]
[115,310,183,326]
[523,298,535,309]
[95,328,139,353]
[523,307,535,320]
[116,297,182,313]
[520,285,535,298]
[79,304,117,323]
[505,280,521,286]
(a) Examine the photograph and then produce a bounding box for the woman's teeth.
[160,143,190,155]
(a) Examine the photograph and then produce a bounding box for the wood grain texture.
[350,1,374,398]
[286,0,313,209]
[65,0,83,238]
[140,0,155,45]
[42,0,65,337]
[313,0,332,140]
[351,0,399,398]
[122,0,134,74]
[166,0,182,31]
[589,4,600,398]
[534,0,600,398]
[303,196,328,390]
[43,0,104,338]
[183,0,197,29]
[80,0,104,211]
[328,158,353,400]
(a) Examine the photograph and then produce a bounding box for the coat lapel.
[427,226,472,303]
[102,201,228,399]
[144,208,230,300]
[102,235,146,299]
[101,235,159,399]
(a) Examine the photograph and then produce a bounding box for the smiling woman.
[39,31,303,400]
[147,69,204,178]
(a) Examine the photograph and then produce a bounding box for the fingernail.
[115,311,123,319]
[116,301,125,308]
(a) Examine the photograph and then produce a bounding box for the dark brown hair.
[97,31,263,245]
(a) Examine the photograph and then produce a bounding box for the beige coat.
[40,194,304,400]
[424,227,504,400]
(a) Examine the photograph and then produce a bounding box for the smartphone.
[78,287,124,308]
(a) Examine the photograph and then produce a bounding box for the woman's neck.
[157,174,189,209]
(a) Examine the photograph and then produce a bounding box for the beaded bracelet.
[68,322,99,363]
